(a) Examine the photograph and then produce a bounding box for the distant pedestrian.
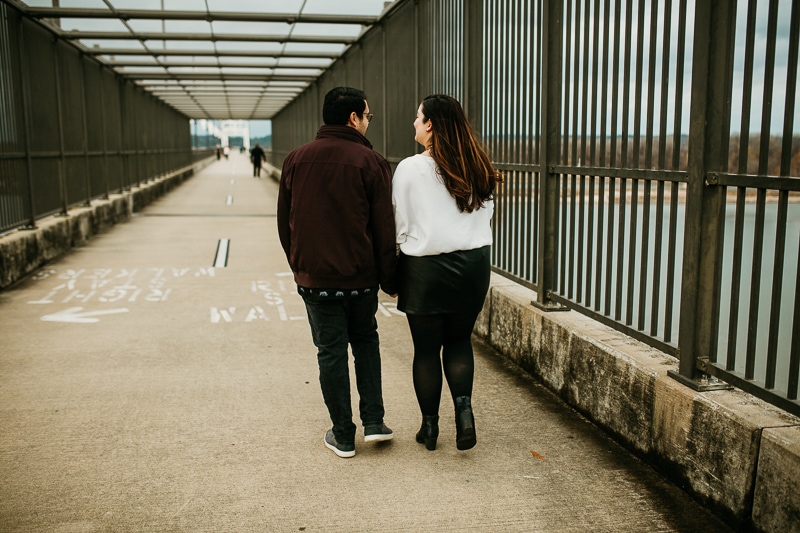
[215,144,221,160]
[277,87,397,459]
[223,146,230,160]
[392,94,502,451]
[250,143,266,177]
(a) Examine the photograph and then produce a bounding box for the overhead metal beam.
[104,61,328,69]
[137,81,306,87]
[152,95,302,100]
[77,48,340,59]
[153,87,300,90]
[1,0,396,122]
[59,31,356,44]
[150,91,299,95]
[144,90,304,95]
[81,49,340,59]
[138,81,304,87]
[24,7,377,25]
[131,73,314,81]
[144,88,303,93]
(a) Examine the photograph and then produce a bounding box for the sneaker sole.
[364,433,394,443]
[324,437,355,458]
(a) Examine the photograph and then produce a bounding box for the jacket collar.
[315,124,373,149]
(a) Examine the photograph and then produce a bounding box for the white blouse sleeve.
[392,158,415,245]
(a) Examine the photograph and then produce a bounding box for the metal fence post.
[381,22,387,156]
[670,0,736,391]
[17,17,36,229]
[99,64,109,200]
[131,93,139,186]
[533,0,564,311]
[52,37,68,216]
[117,77,128,192]
[414,0,419,108]
[79,55,91,206]
[463,0,482,132]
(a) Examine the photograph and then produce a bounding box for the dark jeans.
[299,286,385,444]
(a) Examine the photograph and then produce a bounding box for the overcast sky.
[558,0,797,136]
[249,120,271,137]
[730,0,797,135]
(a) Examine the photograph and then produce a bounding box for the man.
[250,143,266,177]
[277,87,397,458]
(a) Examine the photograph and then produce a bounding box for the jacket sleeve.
[276,156,293,262]
[370,158,398,295]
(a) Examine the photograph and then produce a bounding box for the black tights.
[406,312,479,416]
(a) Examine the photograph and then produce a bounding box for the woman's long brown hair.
[420,94,503,212]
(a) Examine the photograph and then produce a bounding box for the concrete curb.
[0,157,214,290]
[475,274,800,532]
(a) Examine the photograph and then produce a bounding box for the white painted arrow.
[41,307,129,323]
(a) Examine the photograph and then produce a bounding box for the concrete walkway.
[0,152,732,532]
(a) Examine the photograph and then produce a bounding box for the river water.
[555,199,799,394]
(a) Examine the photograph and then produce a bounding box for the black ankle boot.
[454,396,476,450]
[415,415,439,451]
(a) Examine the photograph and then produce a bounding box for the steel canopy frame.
[1,0,393,120]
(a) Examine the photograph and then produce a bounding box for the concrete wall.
[0,159,213,290]
[475,274,800,533]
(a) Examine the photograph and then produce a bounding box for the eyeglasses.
[364,113,374,123]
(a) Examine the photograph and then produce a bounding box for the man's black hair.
[322,87,367,125]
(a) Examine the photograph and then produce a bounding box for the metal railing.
[0,3,203,236]
[271,0,799,417]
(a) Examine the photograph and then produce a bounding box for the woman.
[392,94,502,451]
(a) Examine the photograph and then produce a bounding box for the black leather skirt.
[397,245,491,315]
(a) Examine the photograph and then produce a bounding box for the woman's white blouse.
[392,153,494,257]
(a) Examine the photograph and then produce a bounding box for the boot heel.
[455,396,477,451]
[416,415,439,451]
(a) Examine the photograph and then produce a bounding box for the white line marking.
[214,239,230,268]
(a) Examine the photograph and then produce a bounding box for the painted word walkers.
[28,267,216,305]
